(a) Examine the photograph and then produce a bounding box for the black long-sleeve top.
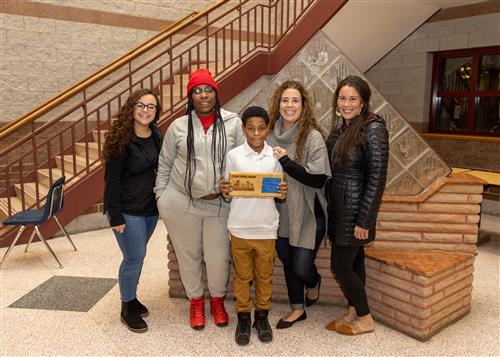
[103,125,162,226]
[278,155,329,188]
[278,155,329,217]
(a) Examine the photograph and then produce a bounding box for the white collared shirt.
[224,141,282,239]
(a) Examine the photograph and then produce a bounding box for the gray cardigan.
[267,118,331,249]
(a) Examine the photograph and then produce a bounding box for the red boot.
[190,297,205,330]
[210,296,228,327]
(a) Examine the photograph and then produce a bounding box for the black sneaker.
[121,300,148,333]
[235,312,251,346]
[253,310,273,343]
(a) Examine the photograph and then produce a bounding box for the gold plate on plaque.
[229,172,284,198]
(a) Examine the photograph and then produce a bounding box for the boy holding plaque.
[219,106,287,346]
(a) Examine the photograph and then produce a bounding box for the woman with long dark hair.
[155,69,244,330]
[103,88,163,333]
[268,80,331,329]
[325,75,389,335]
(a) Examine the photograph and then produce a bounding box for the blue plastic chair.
[1,176,77,269]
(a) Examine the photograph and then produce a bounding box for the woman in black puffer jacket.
[325,76,389,335]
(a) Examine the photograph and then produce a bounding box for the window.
[429,46,500,135]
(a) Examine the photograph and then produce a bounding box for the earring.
[335,109,341,117]
[357,105,364,116]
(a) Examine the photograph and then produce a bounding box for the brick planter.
[365,247,474,341]
[166,173,485,340]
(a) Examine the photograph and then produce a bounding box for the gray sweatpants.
[158,185,230,298]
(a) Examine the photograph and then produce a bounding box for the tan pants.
[230,235,276,312]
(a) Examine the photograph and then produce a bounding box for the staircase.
[0,0,347,246]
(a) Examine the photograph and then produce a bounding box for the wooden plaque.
[228,172,284,198]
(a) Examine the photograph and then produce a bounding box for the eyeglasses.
[134,102,158,111]
[191,86,215,95]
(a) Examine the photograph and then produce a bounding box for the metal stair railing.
[0,0,319,239]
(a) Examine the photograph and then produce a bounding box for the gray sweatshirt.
[154,108,245,200]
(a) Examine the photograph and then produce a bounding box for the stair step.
[161,62,228,106]
[14,182,49,207]
[0,196,23,223]
[207,61,232,74]
[55,154,100,176]
[75,142,100,161]
[37,168,64,188]
[92,130,107,144]
[172,73,190,84]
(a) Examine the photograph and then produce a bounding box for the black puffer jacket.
[325,115,389,246]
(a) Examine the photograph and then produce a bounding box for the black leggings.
[331,244,370,317]
[276,215,325,309]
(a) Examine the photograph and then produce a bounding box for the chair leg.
[53,215,77,251]
[35,226,63,269]
[24,229,37,253]
[0,226,26,269]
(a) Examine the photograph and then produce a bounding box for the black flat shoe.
[276,311,307,329]
[305,274,321,307]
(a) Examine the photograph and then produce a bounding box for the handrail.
[0,0,229,140]
[0,0,334,243]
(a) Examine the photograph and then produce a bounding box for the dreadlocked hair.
[102,88,160,163]
[268,80,324,163]
[328,75,373,164]
[184,95,227,202]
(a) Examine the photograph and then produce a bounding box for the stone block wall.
[0,0,215,124]
[0,14,155,124]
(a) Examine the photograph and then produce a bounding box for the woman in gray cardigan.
[267,80,331,329]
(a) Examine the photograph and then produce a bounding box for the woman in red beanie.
[155,69,245,330]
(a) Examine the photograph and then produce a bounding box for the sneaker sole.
[120,317,148,333]
[215,322,228,327]
[192,325,205,331]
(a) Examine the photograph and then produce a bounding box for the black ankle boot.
[235,312,251,346]
[133,298,149,317]
[121,300,148,333]
[253,310,273,343]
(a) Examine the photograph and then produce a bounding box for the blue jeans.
[110,213,158,302]
[276,215,326,310]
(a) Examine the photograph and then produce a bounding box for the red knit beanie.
[186,69,218,96]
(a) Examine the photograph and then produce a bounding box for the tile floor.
[0,216,499,356]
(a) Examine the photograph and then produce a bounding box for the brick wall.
[168,239,346,304]
[375,174,485,255]
[424,137,500,172]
